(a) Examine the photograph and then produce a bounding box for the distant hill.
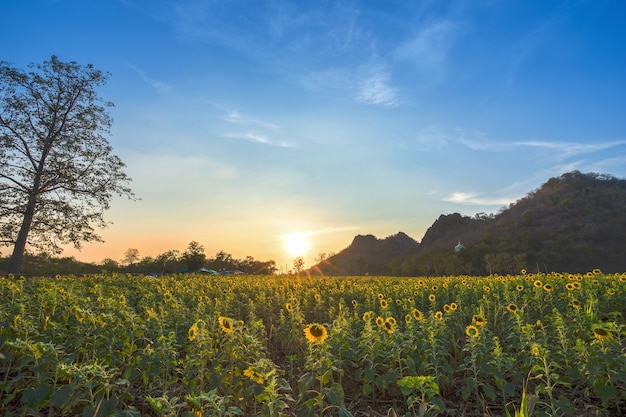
[310,232,419,275]
[309,171,626,275]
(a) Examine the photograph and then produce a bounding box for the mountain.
[309,171,626,275]
[310,232,419,275]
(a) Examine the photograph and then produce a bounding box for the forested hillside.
[313,171,626,275]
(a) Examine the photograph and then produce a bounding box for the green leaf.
[482,384,496,401]
[21,384,52,409]
[323,383,346,406]
[52,384,73,408]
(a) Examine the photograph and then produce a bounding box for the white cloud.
[128,64,172,93]
[221,110,279,130]
[223,132,295,148]
[355,71,399,108]
[443,191,517,206]
[394,19,457,71]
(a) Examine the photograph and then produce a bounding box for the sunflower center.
[310,325,324,337]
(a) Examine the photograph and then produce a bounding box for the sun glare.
[284,233,309,257]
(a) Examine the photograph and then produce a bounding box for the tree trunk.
[7,210,34,275]
[7,188,39,275]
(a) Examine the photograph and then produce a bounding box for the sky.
[3,0,626,271]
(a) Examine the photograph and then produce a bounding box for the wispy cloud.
[442,191,517,206]
[355,70,399,108]
[128,64,172,93]
[223,132,295,148]
[394,19,457,72]
[221,110,279,130]
[513,140,626,159]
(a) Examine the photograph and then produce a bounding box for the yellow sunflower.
[428,294,436,302]
[244,367,265,384]
[531,343,541,357]
[543,284,553,292]
[472,315,487,326]
[188,322,199,341]
[351,299,358,307]
[593,327,612,341]
[465,325,479,338]
[516,285,524,291]
[405,313,412,324]
[450,302,458,311]
[304,323,328,344]
[506,303,518,314]
[571,300,581,309]
[434,311,443,320]
[375,316,385,327]
[412,308,423,321]
[218,316,234,334]
[363,311,373,321]
[383,320,395,334]
[285,303,293,312]
[533,280,543,288]
[380,299,388,309]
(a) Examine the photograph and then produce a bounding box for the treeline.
[0,241,277,276]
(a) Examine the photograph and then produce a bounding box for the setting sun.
[283,233,309,257]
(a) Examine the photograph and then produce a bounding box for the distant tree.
[182,241,206,272]
[155,250,181,273]
[100,257,119,272]
[0,56,134,274]
[293,257,305,274]
[207,251,237,272]
[122,248,140,267]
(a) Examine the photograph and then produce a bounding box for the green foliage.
[0,271,624,416]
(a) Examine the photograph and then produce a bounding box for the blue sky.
[3,0,626,270]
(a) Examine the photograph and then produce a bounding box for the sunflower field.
[1,271,624,416]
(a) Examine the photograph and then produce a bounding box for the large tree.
[0,56,134,274]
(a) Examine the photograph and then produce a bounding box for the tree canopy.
[0,56,134,273]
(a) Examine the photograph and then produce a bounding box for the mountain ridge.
[309,171,626,275]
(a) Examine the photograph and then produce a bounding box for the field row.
[1,271,625,416]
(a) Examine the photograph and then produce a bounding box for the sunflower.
[188,323,199,341]
[304,323,328,344]
[443,304,451,313]
[408,297,414,303]
[380,299,388,309]
[572,282,581,289]
[566,283,574,291]
[383,320,395,334]
[531,343,541,357]
[405,314,412,324]
[533,280,543,288]
[285,303,293,312]
[244,367,265,384]
[516,284,524,291]
[592,268,602,275]
[593,327,612,341]
[428,294,436,302]
[351,299,358,307]
[571,300,581,309]
[377,293,384,299]
[506,303,518,314]
[465,325,479,338]
[314,293,321,302]
[543,284,554,292]
[218,316,234,334]
[472,315,487,326]
[375,316,385,327]
[450,302,458,311]
[412,308,423,321]
[386,316,397,326]
[521,269,527,275]
[435,311,443,320]
[363,311,373,321]
[483,286,491,292]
